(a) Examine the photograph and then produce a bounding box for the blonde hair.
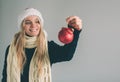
[14,19,50,75]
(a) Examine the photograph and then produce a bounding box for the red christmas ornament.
[58,27,74,44]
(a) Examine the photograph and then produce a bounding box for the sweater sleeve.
[48,29,82,65]
[1,45,9,82]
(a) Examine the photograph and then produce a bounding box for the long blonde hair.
[14,19,50,75]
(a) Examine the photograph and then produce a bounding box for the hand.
[66,16,82,31]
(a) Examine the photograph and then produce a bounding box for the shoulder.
[48,41,60,47]
[5,45,10,54]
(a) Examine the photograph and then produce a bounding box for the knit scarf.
[7,35,52,82]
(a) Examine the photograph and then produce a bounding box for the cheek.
[23,26,30,33]
[24,27,28,31]
[38,25,41,31]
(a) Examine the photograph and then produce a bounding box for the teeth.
[30,29,37,32]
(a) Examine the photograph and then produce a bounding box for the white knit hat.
[18,8,44,28]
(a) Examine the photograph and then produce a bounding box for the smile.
[30,29,38,32]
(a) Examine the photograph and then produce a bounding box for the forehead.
[24,15,40,21]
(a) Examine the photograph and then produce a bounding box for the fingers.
[66,16,80,23]
[66,16,82,31]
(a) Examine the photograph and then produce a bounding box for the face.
[23,15,41,37]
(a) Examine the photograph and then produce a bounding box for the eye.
[25,20,32,25]
[35,20,40,24]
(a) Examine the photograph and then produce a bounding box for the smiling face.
[22,15,41,37]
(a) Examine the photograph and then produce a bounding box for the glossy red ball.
[58,27,74,44]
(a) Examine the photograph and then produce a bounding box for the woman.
[2,8,82,82]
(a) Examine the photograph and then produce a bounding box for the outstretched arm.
[48,16,82,65]
[48,29,82,65]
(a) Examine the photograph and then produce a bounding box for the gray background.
[0,0,120,82]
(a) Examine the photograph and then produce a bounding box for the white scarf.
[7,35,52,82]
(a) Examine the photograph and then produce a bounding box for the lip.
[29,29,38,32]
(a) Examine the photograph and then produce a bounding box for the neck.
[24,35,37,48]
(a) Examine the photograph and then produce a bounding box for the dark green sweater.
[2,29,81,82]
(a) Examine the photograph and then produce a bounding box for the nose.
[31,22,36,28]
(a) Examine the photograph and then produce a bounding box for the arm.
[48,16,82,65]
[1,46,9,82]
[48,29,82,65]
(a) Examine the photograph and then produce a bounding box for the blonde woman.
[2,8,82,82]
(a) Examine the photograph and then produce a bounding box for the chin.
[31,32,39,36]
[28,33,38,37]
[32,34,38,37]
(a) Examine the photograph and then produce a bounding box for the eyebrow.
[25,18,39,22]
[24,20,31,22]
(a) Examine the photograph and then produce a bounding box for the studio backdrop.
[0,0,120,82]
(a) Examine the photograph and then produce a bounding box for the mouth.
[29,29,38,32]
